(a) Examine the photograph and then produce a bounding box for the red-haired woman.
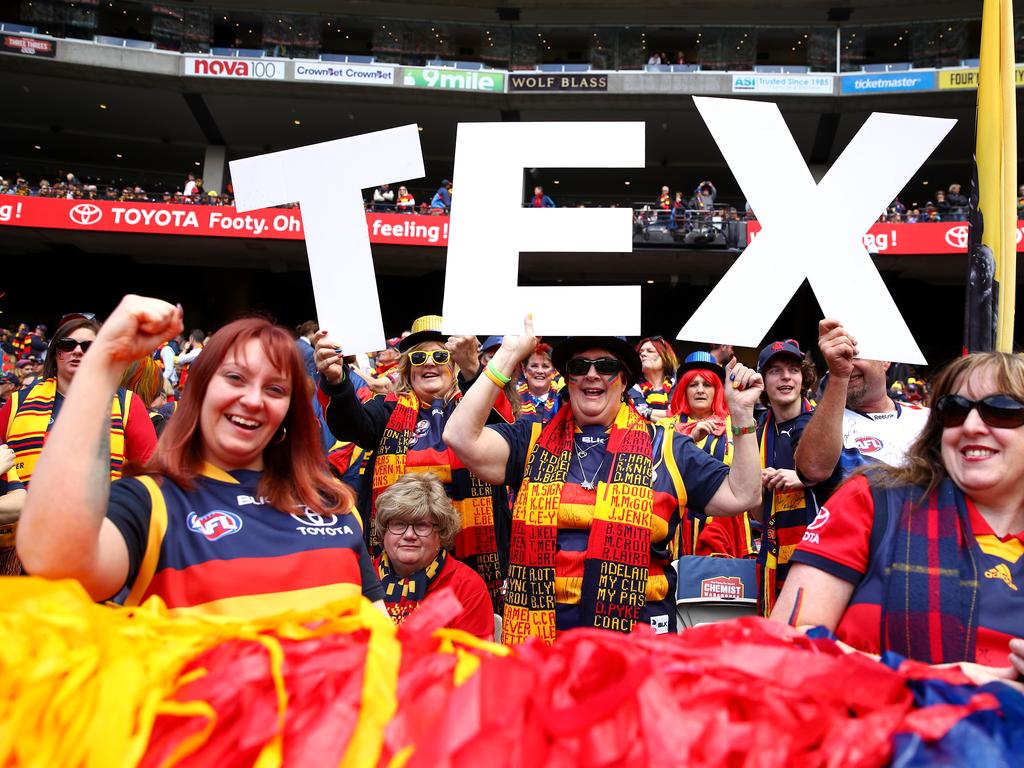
[17,295,385,618]
[668,351,755,558]
[517,342,560,424]
[629,336,678,421]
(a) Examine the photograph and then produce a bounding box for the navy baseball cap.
[0,372,18,387]
[479,336,504,353]
[757,339,804,372]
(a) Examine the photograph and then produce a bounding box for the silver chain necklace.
[574,437,606,491]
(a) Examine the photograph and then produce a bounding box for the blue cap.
[480,336,504,353]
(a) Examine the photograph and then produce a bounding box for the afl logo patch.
[854,436,883,454]
[187,509,243,541]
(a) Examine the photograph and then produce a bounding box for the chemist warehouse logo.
[187,510,243,541]
[290,508,355,536]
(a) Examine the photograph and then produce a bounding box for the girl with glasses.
[16,295,385,618]
[374,471,494,641]
[316,315,508,614]
[773,352,1024,686]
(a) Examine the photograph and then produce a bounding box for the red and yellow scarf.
[371,392,502,609]
[6,378,127,486]
[503,402,653,645]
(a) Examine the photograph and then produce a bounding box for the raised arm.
[315,331,390,449]
[17,295,182,599]
[705,358,763,516]
[794,319,856,485]
[443,318,537,484]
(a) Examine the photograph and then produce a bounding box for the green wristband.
[485,360,512,386]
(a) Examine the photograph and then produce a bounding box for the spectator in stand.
[934,190,952,220]
[374,472,494,640]
[373,184,395,211]
[193,178,205,199]
[674,50,686,65]
[530,185,555,208]
[890,198,907,217]
[396,185,416,213]
[15,356,41,389]
[708,343,735,367]
[630,336,677,422]
[906,207,921,223]
[693,180,717,210]
[658,185,671,210]
[517,343,560,424]
[0,373,18,409]
[183,174,196,197]
[25,326,47,359]
[925,208,941,223]
[647,52,663,65]
[0,313,158,489]
[947,183,968,221]
[430,179,452,212]
[295,320,318,379]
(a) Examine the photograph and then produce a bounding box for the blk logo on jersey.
[854,436,883,453]
[187,509,243,540]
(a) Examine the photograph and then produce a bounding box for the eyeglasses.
[935,394,1024,429]
[566,357,623,377]
[409,349,451,366]
[386,520,439,536]
[55,337,93,354]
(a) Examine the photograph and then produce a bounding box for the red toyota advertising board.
[746,219,1024,254]
[0,196,450,246]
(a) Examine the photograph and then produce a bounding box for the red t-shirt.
[374,554,495,642]
[791,474,1024,666]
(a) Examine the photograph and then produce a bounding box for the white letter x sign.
[678,97,954,364]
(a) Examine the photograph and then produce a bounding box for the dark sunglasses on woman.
[935,393,1024,429]
[566,356,623,377]
[408,349,451,366]
[55,338,93,354]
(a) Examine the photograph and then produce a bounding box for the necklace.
[574,437,607,491]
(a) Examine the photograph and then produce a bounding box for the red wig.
[143,316,352,516]
[669,368,728,419]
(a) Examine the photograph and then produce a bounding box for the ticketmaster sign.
[840,71,936,94]
[402,67,505,92]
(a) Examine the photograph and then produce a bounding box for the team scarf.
[517,381,559,422]
[757,400,816,616]
[503,402,653,645]
[878,478,979,664]
[376,548,448,627]
[5,378,126,486]
[637,377,672,413]
[371,391,503,609]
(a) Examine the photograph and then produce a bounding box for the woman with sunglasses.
[316,315,507,612]
[773,352,1024,683]
[17,295,385,616]
[0,314,157,489]
[374,472,494,641]
[629,336,678,422]
[443,319,763,643]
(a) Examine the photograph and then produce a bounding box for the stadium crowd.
[2,295,1023,690]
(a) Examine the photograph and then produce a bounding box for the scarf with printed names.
[5,377,126,486]
[376,548,447,627]
[879,477,979,664]
[757,399,816,616]
[503,401,653,645]
[371,391,502,609]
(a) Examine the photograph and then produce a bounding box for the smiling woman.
[443,318,765,644]
[316,314,508,614]
[773,352,1024,684]
[16,296,385,618]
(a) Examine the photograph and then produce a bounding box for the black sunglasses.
[935,394,1024,429]
[566,356,623,377]
[56,337,93,353]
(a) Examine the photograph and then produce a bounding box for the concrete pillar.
[202,145,227,196]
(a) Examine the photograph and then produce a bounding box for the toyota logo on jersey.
[289,509,338,527]
[187,509,243,540]
[69,203,103,226]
